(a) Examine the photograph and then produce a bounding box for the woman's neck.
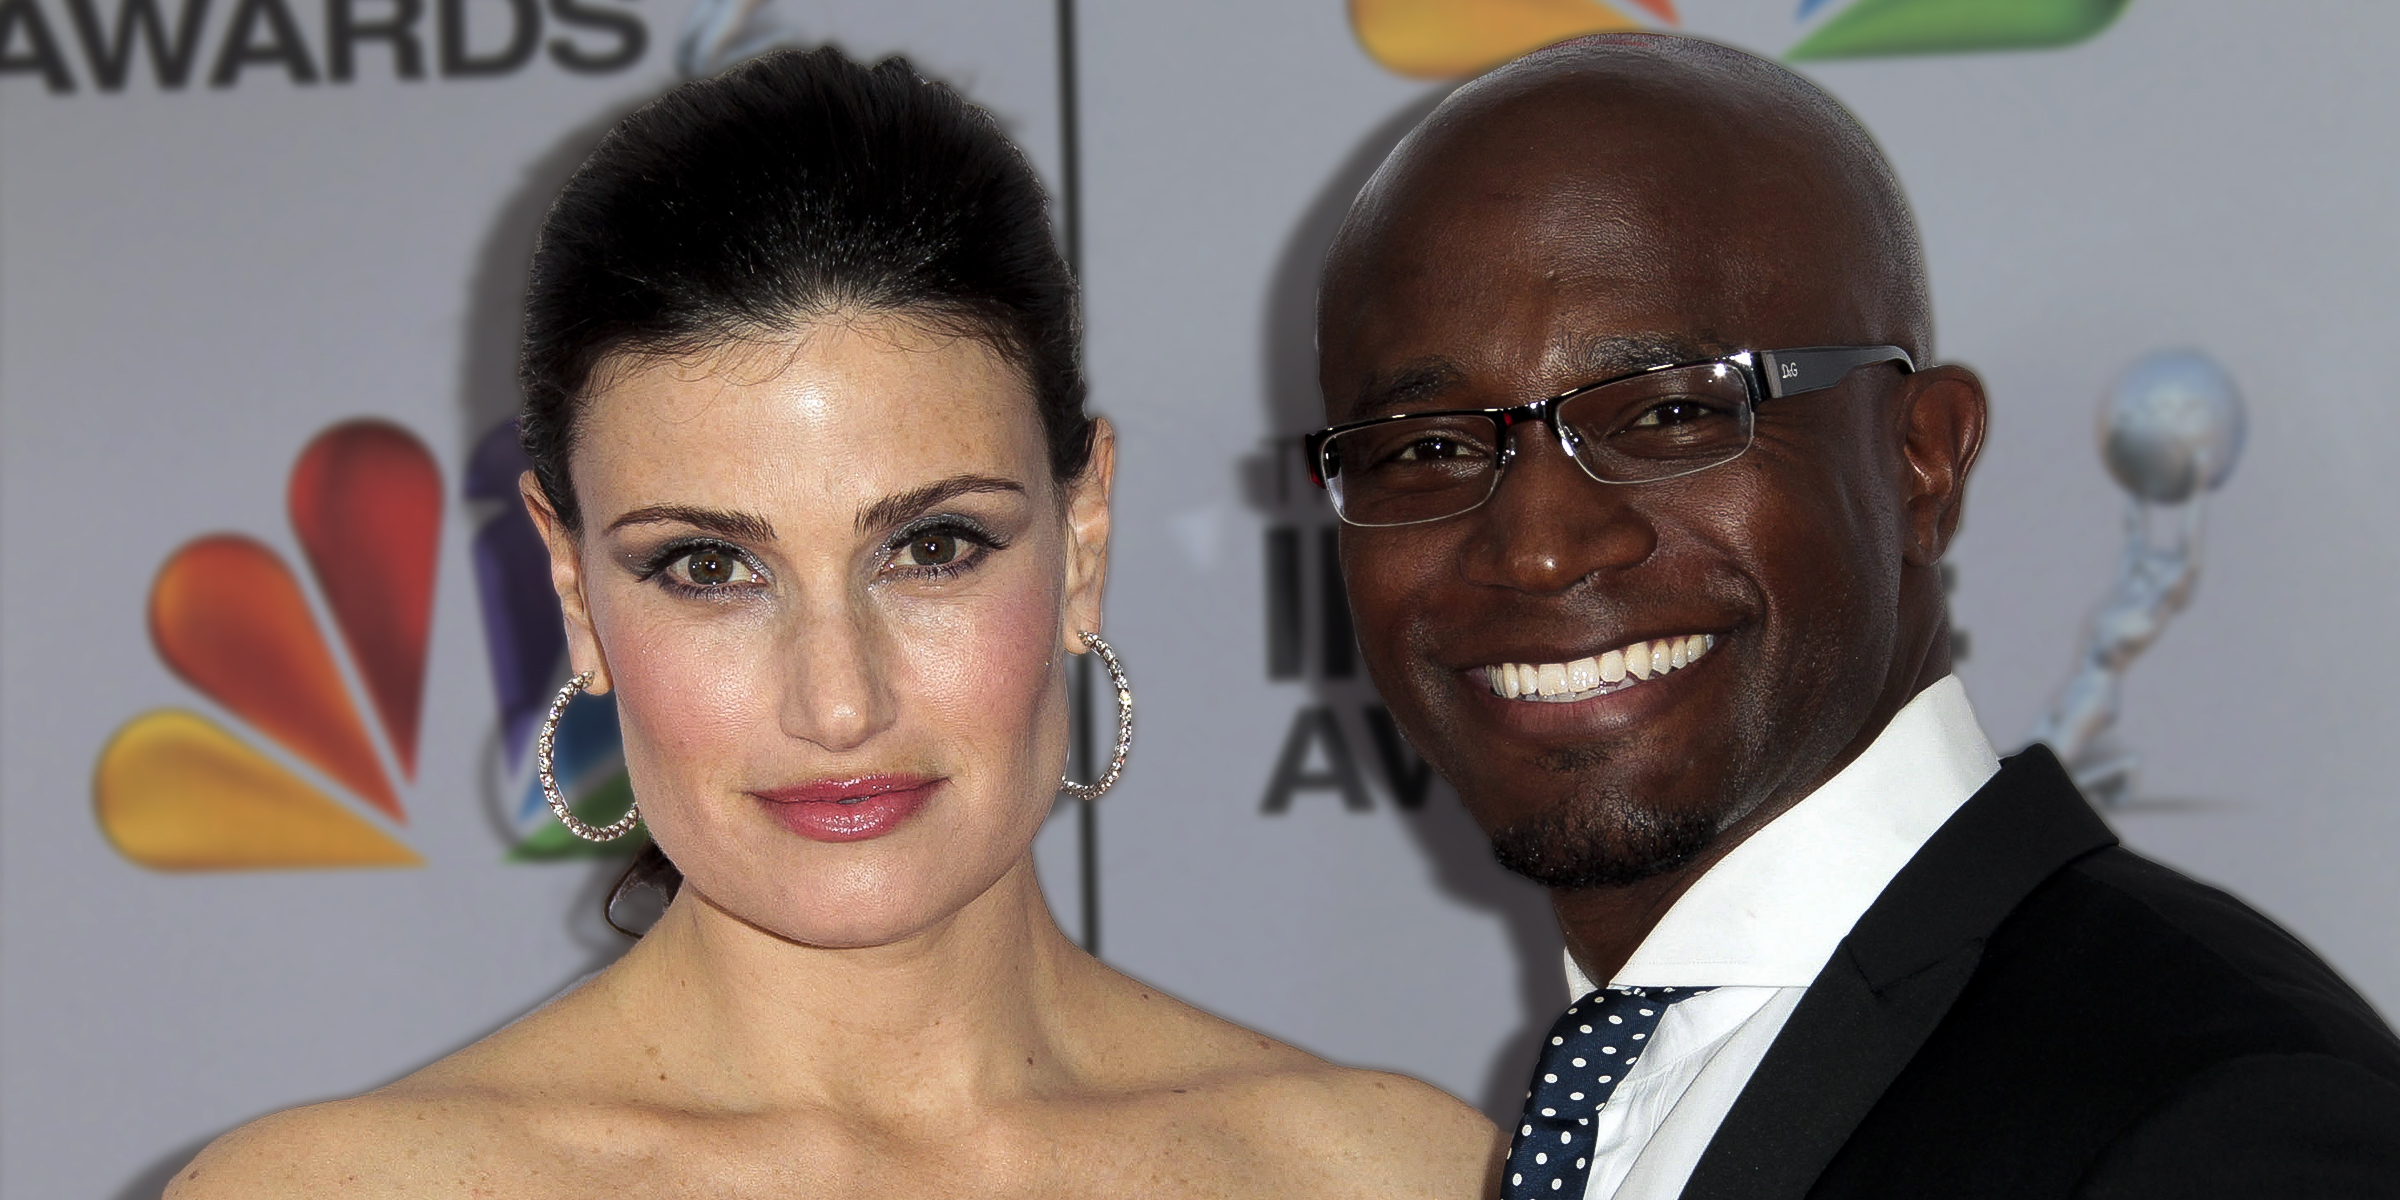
[590,853,1091,1119]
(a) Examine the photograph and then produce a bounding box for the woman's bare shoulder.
[1234,1061,1505,1198]
[164,1002,593,1199]
[163,1085,499,1200]
[1083,971,1503,1196]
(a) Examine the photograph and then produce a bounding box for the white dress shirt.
[1557,675,2001,1200]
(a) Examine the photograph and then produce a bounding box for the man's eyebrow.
[857,474,1027,534]
[1562,334,1722,380]
[1349,358,1469,418]
[605,504,777,543]
[1345,337,1724,419]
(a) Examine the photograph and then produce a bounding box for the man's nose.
[776,595,897,752]
[1462,422,1656,592]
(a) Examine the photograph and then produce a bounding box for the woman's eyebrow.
[858,474,1027,533]
[605,504,778,543]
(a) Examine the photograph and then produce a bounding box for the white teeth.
[1565,657,1600,691]
[1483,633,1720,702]
[1536,663,1569,696]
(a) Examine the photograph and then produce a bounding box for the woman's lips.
[752,775,938,843]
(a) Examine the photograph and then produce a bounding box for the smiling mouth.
[1482,634,1717,703]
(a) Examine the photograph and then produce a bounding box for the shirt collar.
[1567,675,2000,996]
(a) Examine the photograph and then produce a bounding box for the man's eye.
[671,547,757,587]
[1394,436,1470,462]
[896,531,962,567]
[1629,399,1722,428]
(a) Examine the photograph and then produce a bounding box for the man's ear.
[519,471,613,695]
[1060,418,1117,651]
[1895,365,1987,568]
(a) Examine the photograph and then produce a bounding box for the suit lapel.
[1678,747,2117,1200]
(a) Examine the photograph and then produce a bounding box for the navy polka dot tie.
[1502,986,1713,1199]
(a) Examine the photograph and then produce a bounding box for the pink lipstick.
[753,774,938,842]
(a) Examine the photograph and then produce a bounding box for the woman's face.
[528,317,1110,948]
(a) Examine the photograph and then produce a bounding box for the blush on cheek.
[598,619,771,813]
[911,584,1063,759]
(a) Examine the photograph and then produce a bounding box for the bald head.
[1320,34,1930,415]
[1316,32,1988,906]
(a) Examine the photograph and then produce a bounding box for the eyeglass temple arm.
[1757,346,1915,400]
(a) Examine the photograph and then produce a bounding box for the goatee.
[1487,789,1717,890]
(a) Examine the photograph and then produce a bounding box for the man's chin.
[1487,800,1719,890]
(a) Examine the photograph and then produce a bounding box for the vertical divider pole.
[1056,0,1099,958]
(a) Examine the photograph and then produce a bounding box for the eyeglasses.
[1304,345,1914,528]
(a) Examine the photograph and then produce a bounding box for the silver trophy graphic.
[677,0,786,77]
[2029,350,2244,806]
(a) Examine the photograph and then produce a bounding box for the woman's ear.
[1060,418,1116,651]
[519,470,613,694]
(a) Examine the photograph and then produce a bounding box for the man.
[1310,33,2400,1200]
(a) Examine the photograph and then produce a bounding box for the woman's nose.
[776,600,897,752]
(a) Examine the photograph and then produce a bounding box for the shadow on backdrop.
[458,99,668,961]
[115,1135,211,1200]
[458,101,674,958]
[1249,88,1566,1124]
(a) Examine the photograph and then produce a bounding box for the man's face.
[1322,100,1922,888]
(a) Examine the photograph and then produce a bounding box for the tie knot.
[1502,986,1715,1199]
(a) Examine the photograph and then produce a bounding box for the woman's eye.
[897,531,962,567]
[672,547,756,587]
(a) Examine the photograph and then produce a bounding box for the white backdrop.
[8,2,2400,1196]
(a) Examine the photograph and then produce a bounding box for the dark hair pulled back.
[517,47,1091,928]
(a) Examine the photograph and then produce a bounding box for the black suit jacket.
[1680,745,2400,1199]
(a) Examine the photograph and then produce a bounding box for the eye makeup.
[630,537,772,598]
[881,513,1012,581]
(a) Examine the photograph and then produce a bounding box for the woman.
[171,47,1500,1198]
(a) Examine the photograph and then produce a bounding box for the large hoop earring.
[539,671,641,842]
[1061,632,1132,801]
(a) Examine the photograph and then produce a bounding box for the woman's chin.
[763,907,972,952]
[688,873,1017,952]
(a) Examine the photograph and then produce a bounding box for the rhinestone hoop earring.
[1061,632,1132,800]
[539,671,641,842]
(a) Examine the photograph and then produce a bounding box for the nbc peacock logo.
[95,421,442,869]
[1348,0,2131,78]
[93,417,636,871]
